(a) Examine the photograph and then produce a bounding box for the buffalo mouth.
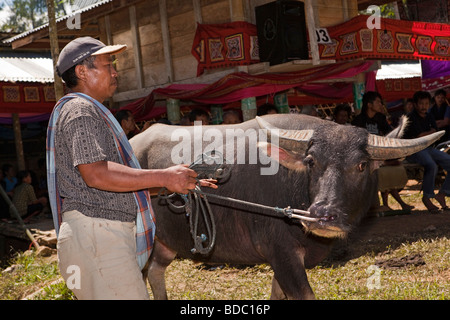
[301,220,349,238]
[301,202,350,238]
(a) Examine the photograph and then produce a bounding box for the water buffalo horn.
[255,116,313,153]
[366,130,445,160]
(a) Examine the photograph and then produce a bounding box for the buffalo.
[130,114,442,299]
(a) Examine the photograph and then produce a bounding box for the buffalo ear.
[257,142,306,171]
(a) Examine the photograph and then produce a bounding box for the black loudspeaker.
[255,0,309,66]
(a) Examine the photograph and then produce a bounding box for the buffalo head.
[256,116,443,238]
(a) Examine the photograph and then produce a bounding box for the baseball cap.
[56,36,127,76]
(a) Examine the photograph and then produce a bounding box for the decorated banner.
[318,15,450,62]
[191,21,260,76]
[0,82,56,113]
[376,77,423,102]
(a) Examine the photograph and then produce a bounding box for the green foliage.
[1,0,68,33]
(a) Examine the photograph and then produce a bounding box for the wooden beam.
[129,5,144,89]
[159,0,174,83]
[305,0,320,65]
[193,0,202,23]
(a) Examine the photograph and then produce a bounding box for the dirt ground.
[328,180,450,263]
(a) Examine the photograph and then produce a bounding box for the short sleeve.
[65,115,110,167]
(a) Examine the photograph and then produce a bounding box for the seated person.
[2,164,17,197]
[403,91,450,213]
[222,110,241,124]
[428,89,449,142]
[257,103,278,116]
[333,103,352,125]
[11,170,48,221]
[352,91,413,212]
[189,108,210,125]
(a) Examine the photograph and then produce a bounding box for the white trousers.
[57,210,150,300]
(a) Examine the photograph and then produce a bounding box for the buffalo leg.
[269,247,316,300]
[270,277,287,300]
[147,239,177,300]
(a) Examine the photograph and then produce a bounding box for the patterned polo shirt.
[54,97,137,222]
[11,183,36,216]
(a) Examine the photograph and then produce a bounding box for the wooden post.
[46,0,64,100]
[305,0,320,65]
[353,72,366,114]
[12,113,25,171]
[274,92,290,114]
[166,98,180,124]
[130,5,144,89]
[211,105,223,124]
[159,0,174,83]
[241,97,257,121]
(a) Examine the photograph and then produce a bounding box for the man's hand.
[163,164,199,194]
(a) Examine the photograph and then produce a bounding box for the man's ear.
[257,142,305,171]
[74,64,87,82]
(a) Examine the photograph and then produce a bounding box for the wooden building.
[5,0,362,111]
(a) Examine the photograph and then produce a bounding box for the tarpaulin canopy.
[421,60,450,91]
[318,15,450,62]
[121,60,375,121]
[375,61,422,102]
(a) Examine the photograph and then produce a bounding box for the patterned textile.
[11,183,37,216]
[319,15,450,61]
[377,77,422,102]
[192,21,260,76]
[46,92,155,270]
[3,86,20,102]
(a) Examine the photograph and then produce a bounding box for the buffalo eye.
[358,161,367,172]
[304,155,314,168]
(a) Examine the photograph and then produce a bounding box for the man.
[403,91,450,213]
[351,91,391,135]
[428,89,450,142]
[47,37,216,299]
[333,103,352,125]
[114,109,136,138]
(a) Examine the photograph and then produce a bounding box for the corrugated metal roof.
[3,0,113,44]
[0,52,54,83]
[376,61,422,80]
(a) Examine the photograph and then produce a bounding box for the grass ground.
[1,181,449,300]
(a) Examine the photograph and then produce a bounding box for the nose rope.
[157,151,319,255]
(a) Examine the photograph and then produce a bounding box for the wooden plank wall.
[101,0,358,106]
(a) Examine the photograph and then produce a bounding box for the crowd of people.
[4,89,448,223]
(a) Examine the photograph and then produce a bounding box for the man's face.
[123,113,136,132]
[80,54,118,102]
[368,97,384,114]
[435,94,446,107]
[335,110,349,124]
[416,98,430,117]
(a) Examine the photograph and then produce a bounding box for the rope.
[157,151,317,255]
[157,184,317,256]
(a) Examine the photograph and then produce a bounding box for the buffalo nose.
[309,201,338,222]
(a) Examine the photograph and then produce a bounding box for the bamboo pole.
[0,185,40,250]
